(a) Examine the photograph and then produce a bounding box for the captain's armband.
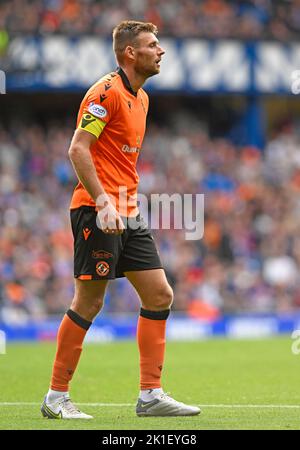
[78,113,106,138]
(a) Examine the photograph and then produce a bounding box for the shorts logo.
[96,261,110,277]
[88,102,107,119]
[83,228,92,240]
[92,250,113,259]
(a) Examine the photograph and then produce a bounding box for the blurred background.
[1,0,300,341]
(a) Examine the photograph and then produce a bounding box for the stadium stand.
[1,0,300,333]
[1,108,300,322]
[0,0,298,40]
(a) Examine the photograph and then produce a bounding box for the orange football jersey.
[70,68,149,217]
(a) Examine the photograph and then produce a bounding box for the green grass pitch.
[0,336,299,430]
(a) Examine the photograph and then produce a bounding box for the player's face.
[133,32,165,78]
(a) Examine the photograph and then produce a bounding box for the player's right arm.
[68,128,103,204]
[68,127,125,235]
[69,79,125,234]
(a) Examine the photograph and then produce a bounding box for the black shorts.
[70,206,163,280]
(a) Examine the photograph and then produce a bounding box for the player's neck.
[119,66,146,93]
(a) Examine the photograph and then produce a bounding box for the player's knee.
[87,298,104,318]
[71,296,104,321]
[152,284,173,310]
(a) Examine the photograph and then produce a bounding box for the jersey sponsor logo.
[122,145,140,153]
[81,114,96,128]
[83,227,92,240]
[92,250,113,259]
[96,261,110,277]
[88,102,107,119]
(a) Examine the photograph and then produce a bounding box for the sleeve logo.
[88,102,107,119]
[81,113,96,128]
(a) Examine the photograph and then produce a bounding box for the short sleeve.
[78,81,118,127]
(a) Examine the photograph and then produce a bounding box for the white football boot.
[41,395,93,419]
[136,392,201,417]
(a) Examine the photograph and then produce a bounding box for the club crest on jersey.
[88,102,107,119]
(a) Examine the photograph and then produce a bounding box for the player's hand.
[96,202,125,235]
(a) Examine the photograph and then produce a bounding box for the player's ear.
[124,45,135,61]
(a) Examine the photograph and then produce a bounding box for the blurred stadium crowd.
[0,0,298,41]
[1,108,300,322]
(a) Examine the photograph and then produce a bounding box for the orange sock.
[50,309,91,392]
[137,308,170,390]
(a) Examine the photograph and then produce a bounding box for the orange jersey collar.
[116,67,138,97]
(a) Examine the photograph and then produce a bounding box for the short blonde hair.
[113,20,158,62]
